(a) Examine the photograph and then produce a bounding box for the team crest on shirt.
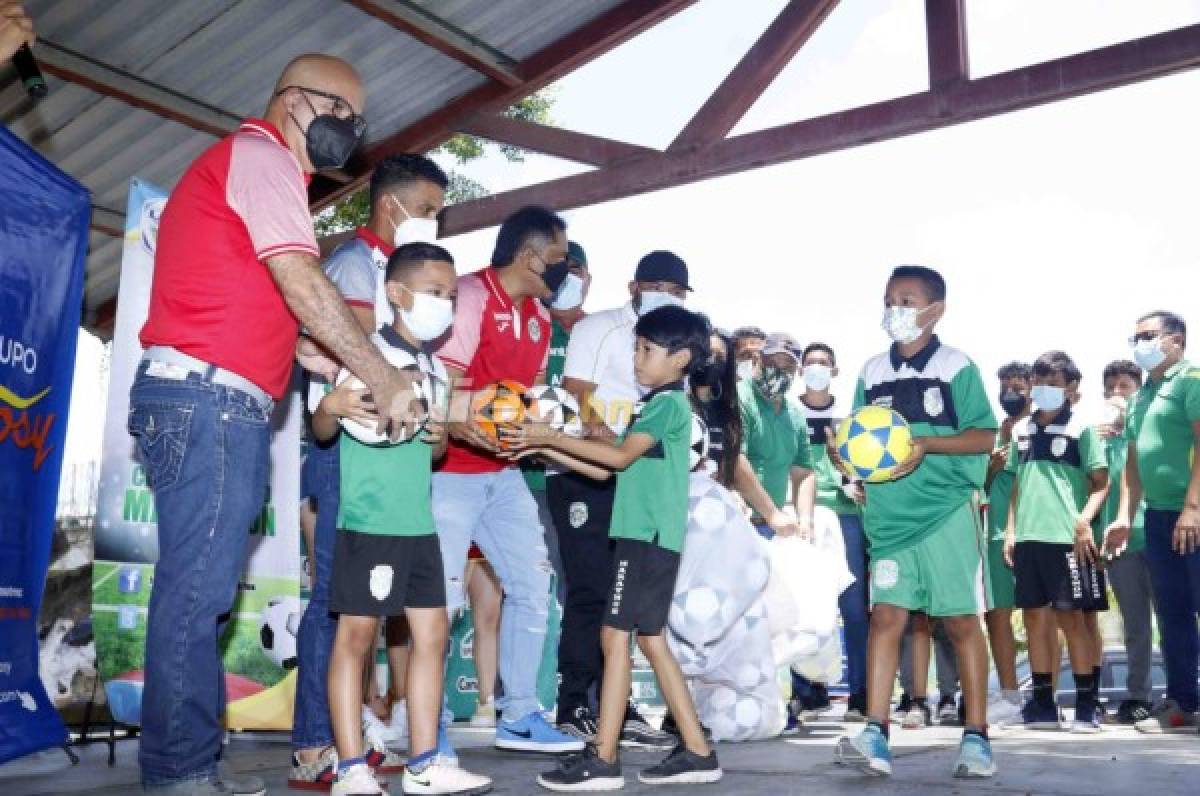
[923,387,944,417]
[569,501,589,529]
[528,318,542,342]
[1051,436,1068,458]
[874,559,900,590]
[368,565,394,601]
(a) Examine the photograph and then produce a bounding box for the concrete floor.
[2,712,1198,795]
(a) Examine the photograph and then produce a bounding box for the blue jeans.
[837,513,870,696]
[291,440,340,750]
[433,469,552,722]
[1143,508,1200,713]
[129,366,272,787]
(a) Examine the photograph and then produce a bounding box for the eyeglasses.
[1128,330,1162,346]
[278,85,366,137]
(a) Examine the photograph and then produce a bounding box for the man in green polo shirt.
[737,333,816,536]
[1106,310,1200,735]
[1094,359,1153,725]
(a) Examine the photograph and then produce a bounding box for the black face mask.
[694,360,726,400]
[999,390,1027,417]
[293,91,363,171]
[541,258,569,292]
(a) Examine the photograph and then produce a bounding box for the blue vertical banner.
[0,127,90,761]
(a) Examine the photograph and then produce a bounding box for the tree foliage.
[313,91,554,237]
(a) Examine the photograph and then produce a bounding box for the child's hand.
[1074,517,1099,566]
[319,380,378,426]
[421,405,447,446]
[1003,531,1016,568]
[1102,522,1130,560]
[889,438,926,479]
[497,420,558,451]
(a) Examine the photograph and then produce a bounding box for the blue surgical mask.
[637,290,684,316]
[1031,384,1066,413]
[1132,338,1167,370]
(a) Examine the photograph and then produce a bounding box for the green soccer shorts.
[869,499,993,617]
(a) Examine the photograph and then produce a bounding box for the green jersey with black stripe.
[1009,407,1107,545]
[610,384,691,553]
[852,336,997,557]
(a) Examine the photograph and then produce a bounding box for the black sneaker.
[892,692,914,720]
[557,705,599,743]
[621,702,674,750]
[1114,699,1151,724]
[799,683,832,720]
[537,745,624,792]
[638,744,723,785]
[661,711,714,743]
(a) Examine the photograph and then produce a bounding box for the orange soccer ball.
[471,380,529,447]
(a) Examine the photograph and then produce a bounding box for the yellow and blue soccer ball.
[834,405,914,483]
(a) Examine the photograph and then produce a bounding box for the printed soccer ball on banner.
[525,385,584,437]
[471,380,529,447]
[833,405,914,483]
[336,344,431,445]
[259,596,301,670]
[689,413,710,470]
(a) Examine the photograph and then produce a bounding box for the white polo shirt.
[562,302,646,435]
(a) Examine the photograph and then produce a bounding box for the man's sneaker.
[953,733,996,779]
[843,691,868,723]
[1071,700,1103,734]
[497,711,586,753]
[288,744,338,792]
[834,724,892,776]
[937,695,961,726]
[637,744,722,785]
[536,745,623,792]
[364,736,405,775]
[331,763,384,796]
[470,696,497,729]
[986,692,1024,727]
[1115,699,1153,725]
[1134,699,1197,734]
[557,705,598,743]
[403,760,494,795]
[901,699,931,729]
[891,692,913,721]
[799,685,832,721]
[362,703,402,751]
[1020,699,1061,730]
[146,776,268,795]
[620,703,674,750]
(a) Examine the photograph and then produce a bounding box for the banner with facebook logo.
[0,126,89,763]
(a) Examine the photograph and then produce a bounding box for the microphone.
[13,43,47,100]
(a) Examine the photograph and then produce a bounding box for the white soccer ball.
[525,385,584,437]
[337,342,434,446]
[259,596,302,670]
[689,413,710,471]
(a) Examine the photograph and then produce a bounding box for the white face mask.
[1031,384,1066,413]
[637,290,684,316]
[802,363,832,391]
[1132,338,1167,370]
[390,199,438,248]
[549,273,585,311]
[398,285,453,341]
[736,359,756,382]
[882,303,937,344]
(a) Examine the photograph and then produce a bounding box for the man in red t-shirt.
[128,54,420,795]
[433,206,583,753]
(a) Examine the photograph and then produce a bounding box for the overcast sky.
[61,0,1200,474]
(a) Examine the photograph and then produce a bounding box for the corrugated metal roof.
[0,0,624,335]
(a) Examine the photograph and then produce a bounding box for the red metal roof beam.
[456,112,656,168]
[925,0,970,90]
[668,0,839,153]
[439,21,1200,236]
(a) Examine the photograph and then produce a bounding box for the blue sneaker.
[781,701,803,736]
[834,724,892,776]
[435,722,459,766]
[953,733,996,778]
[497,711,586,753]
[1020,699,1061,730]
[1071,701,1103,734]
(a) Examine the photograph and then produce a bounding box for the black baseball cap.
[634,250,692,291]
